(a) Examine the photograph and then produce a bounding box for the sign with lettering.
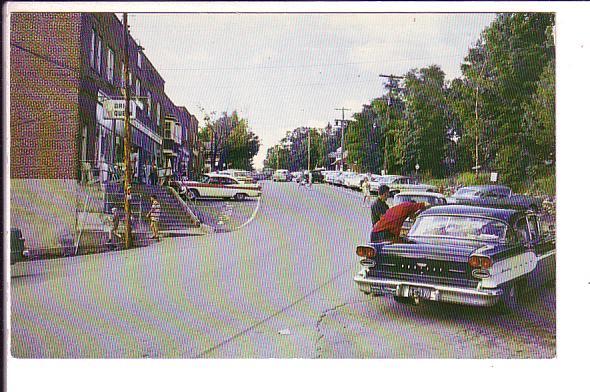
[490,172,498,182]
[103,99,136,120]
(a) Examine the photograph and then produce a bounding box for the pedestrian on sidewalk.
[146,195,161,241]
[371,184,390,225]
[107,207,123,245]
[362,177,371,206]
[370,201,430,243]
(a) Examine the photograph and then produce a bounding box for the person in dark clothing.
[371,184,390,225]
[370,201,429,243]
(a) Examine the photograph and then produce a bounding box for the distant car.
[291,171,303,182]
[219,169,255,184]
[272,169,290,182]
[449,185,542,212]
[335,171,357,186]
[325,171,341,184]
[391,191,447,235]
[354,204,555,310]
[182,174,261,201]
[344,173,369,190]
[11,228,30,264]
[380,175,436,195]
[368,175,384,194]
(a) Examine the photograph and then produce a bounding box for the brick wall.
[10,12,82,179]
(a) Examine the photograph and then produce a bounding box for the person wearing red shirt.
[371,201,429,243]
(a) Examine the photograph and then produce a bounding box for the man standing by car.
[146,195,161,241]
[371,184,390,225]
[371,201,429,243]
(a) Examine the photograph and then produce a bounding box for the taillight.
[468,255,492,269]
[356,246,376,259]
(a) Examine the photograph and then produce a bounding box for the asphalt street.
[10,181,555,358]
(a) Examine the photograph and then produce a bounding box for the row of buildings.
[11,12,207,185]
[9,12,211,253]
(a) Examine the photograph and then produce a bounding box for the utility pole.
[123,13,133,249]
[334,107,350,171]
[307,128,311,182]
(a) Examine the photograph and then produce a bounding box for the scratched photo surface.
[9,9,555,361]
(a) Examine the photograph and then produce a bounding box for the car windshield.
[409,215,508,241]
[393,195,445,205]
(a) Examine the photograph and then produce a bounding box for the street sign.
[103,99,136,120]
[490,172,498,182]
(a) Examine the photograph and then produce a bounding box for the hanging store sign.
[103,99,137,120]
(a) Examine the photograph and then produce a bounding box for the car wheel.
[389,190,399,197]
[234,193,246,201]
[529,204,539,213]
[192,190,200,198]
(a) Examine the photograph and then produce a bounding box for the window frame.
[96,34,102,74]
[106,47,114,82]
[90,28,96,69]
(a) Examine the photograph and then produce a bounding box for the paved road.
[10,181,555,358]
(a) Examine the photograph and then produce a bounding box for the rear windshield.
[393,195,446,205]
[409,215,508,241]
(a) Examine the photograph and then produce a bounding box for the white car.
[335,171,356,186]
[183,174,261,201]
[368,175,384,193]
[325,171,341,184]
[344,173,370,190]
[273,169,290,182]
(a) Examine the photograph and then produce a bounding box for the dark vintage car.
[11,228,30,264]
[449,185,542,212]
[354,205,555,310]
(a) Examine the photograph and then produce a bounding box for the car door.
[527,214,556,287]
[221,177,239,197]
[206,176,224,197]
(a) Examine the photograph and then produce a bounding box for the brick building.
[10,12,200,252]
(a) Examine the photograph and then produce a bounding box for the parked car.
[325,171,341,184]
[368,175,384,194]
[448,185,542,212]
[218,169,255,184]
[11,228,30,264]
[272,169,291,182]
[354,204,555,310]
[291,172,303,182]
[379,175,436,195]
[344,173,369,190]
[182,174,261,201]
[391,191,447,235]
[335,171,357,186]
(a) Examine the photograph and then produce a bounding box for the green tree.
[403,65,449,177]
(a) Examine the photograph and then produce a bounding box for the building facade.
[10,12,199,251]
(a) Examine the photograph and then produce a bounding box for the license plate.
[407,286,431,299]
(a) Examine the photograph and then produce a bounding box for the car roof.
[458,185,511,191]
[420,204,520,222]
[395,191,445,198]
[206,173,236,179]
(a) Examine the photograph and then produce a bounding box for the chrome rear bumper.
[354,270,502,307]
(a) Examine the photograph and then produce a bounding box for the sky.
[128,12,496,169]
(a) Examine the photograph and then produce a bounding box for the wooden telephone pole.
[123,13,133,249]
[334,107,350,170]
